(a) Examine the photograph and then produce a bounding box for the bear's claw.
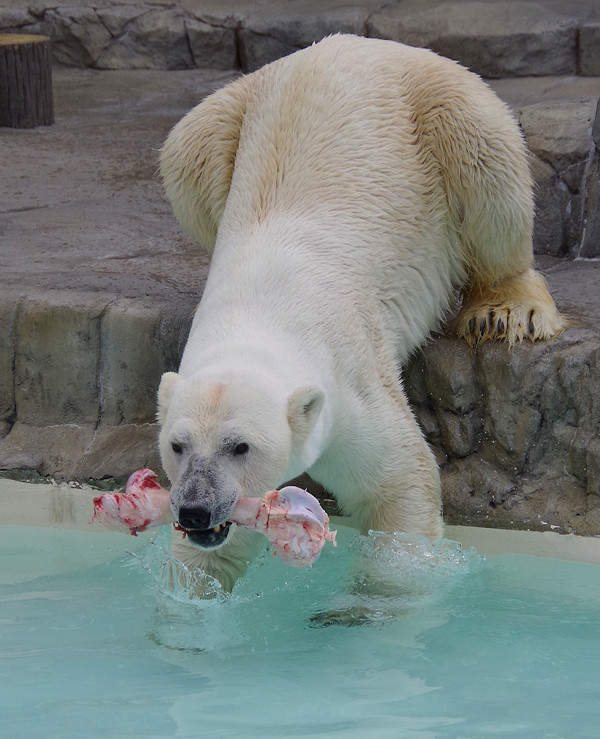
[456,303,563,347]
[452,269,567,348]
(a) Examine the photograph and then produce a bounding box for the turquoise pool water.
[1,522,599,738]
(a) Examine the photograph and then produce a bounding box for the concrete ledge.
[0,422,162,483]
[446,525,600,565]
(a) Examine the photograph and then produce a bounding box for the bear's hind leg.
[452,268,567,347]
[445,128,567,346]
[415,62,567,347]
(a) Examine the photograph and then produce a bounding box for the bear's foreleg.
[170,525,265,593]
[319,385,444,542]
[308,391,444,627]
[353,432,443,542]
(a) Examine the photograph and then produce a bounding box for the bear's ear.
[157,372,180,426]
[287,386,324,440]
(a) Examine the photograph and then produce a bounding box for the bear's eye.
[232,442,249,456]
[171,442,183,455]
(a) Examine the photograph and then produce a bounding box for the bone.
[91,469,174,536]
[91,469,336,567]
[231,487,337,567]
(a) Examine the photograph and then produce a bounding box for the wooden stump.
[0,34,54,128]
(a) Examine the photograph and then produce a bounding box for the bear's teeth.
[213,524,222,532]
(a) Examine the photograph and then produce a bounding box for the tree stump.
[0,34,54,128]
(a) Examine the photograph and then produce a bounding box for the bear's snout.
[170,454,239,549]
[178,504,211,531]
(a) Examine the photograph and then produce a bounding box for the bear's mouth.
[175,521,232,549]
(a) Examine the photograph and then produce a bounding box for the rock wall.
[519,97,600,259]
[0,291,192,483]
[405,323,600,535]
[2,1,600,76]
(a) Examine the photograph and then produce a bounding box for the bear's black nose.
[178,505,211,530]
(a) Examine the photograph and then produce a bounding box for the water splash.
[127,526,484,648]
[351,530,483,581]
[128,533,237,652]
[309,530,484,627]
[131,537,225,602]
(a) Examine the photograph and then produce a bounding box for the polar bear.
[157,35,565,589]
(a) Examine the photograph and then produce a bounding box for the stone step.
[0,67,599,534]
[2,0,600,77]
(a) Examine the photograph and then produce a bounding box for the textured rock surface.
[520,100,598,257]
[405,259,600,535]
[0,41,599,532]
[2,0,600,75]
[369,1,579,78]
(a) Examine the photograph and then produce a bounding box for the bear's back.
[226,35,446,227]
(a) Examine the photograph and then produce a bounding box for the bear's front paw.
[452,268,568,347]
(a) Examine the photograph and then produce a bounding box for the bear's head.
[157,371,325,550]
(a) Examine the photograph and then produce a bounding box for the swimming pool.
[1,480,599,738]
